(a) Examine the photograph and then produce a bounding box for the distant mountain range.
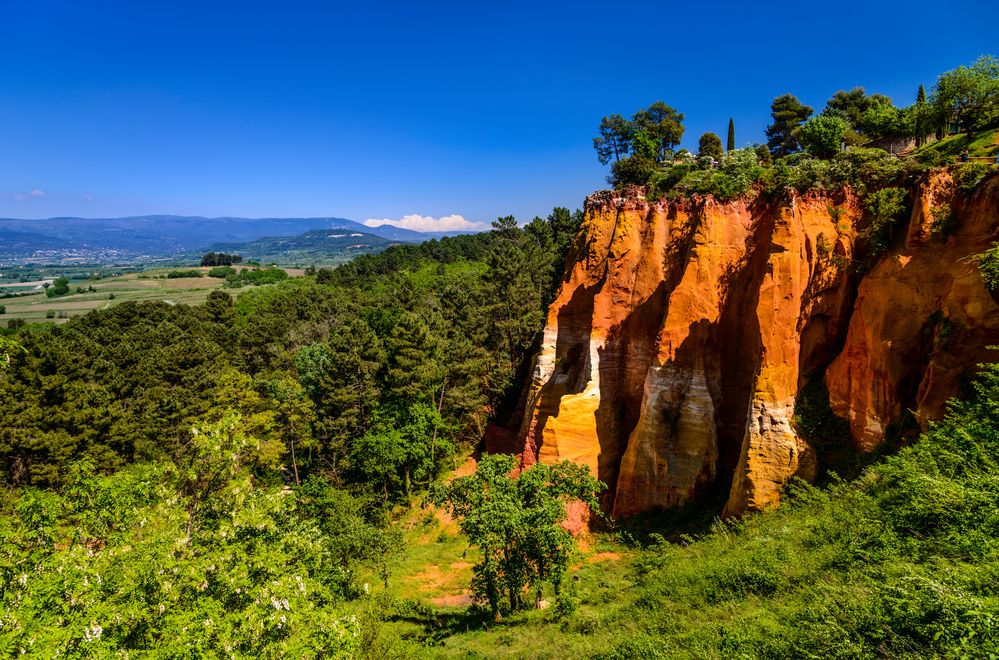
[0,215,474,263]
[210,229,400,264]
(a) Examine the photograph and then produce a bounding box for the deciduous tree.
[430,454,604,620]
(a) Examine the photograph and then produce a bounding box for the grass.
[0,266,305,324]
[351,363,999,658]
[910,128,999,161]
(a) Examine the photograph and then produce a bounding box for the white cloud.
[11,193,28,201]
[30,189,45,197]
[82,193,95,201]
[363,213,487,233]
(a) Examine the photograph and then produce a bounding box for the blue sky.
[2,0,997,229]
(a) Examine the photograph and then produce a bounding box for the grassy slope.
[360,364,999,659]
[911,128,999,160]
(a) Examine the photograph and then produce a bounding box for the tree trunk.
[290,437,300,486]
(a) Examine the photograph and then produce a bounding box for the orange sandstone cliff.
[516,170,999,518]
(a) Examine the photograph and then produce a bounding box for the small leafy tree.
[800,114,850,159]
[727,118,736,152]
[430,454,604,620]
[933,55,999,133]
[973,243,999,291]
[859,103,910,140]
[824,87,893,130]
[45,276,70,298]
[698,132,724,160]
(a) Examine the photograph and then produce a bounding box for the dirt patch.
[431,591,475,607]
[588,551,621,563]
[406,565,449,593]
[450,456,478,480]
[405,560,473,597]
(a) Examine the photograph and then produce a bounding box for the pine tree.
[766,94,813,156]
[727,118,736,152]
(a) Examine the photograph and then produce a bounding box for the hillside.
[209,228,399,265]
[363,357,999,657]
[3,170,999,655]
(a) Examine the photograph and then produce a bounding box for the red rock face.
[826,172,999,452]
[518,170,999,518]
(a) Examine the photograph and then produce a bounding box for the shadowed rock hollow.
[516,169,999,518]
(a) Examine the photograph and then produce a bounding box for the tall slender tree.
[727,118,736,152]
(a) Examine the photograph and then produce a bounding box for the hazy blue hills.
[0,215,474,263]
[210,229,400,264]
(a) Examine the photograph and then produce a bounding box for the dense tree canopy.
[800,114,850,158]
[698,132,724,160]
[766,94,813,156]
[933,55,999,132]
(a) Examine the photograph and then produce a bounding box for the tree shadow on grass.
[385,599,531,643]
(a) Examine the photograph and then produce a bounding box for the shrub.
[45,309,55,318]
[973,242,999,290]
[610,154,656,187]
[863,187,909,258]
[207,266,237,279]
[166,269,203,279]
[953,163,997,192]
[666,149,766,201]
[646,164,691,199]
[915,147,948,166]
[45,276,70,298]
[930,203,958,240]
[0,305,5,314]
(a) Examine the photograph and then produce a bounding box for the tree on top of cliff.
[593,114,633,165]
[698,132,724,160]
[800,114,850,159]
[727,118,736,152]
[914,83,932,146]
[632,101,685,163]
[932,55,999,133]
[766,94,813,156]
[824,87,893,129]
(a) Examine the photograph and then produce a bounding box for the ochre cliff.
[517,170,999,518]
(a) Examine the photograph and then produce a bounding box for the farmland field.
[0,266,304,324]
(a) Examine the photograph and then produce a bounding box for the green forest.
[0,209,583,656]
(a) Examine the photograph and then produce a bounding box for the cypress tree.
[915,84,928,146]
[727,118,736,152]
